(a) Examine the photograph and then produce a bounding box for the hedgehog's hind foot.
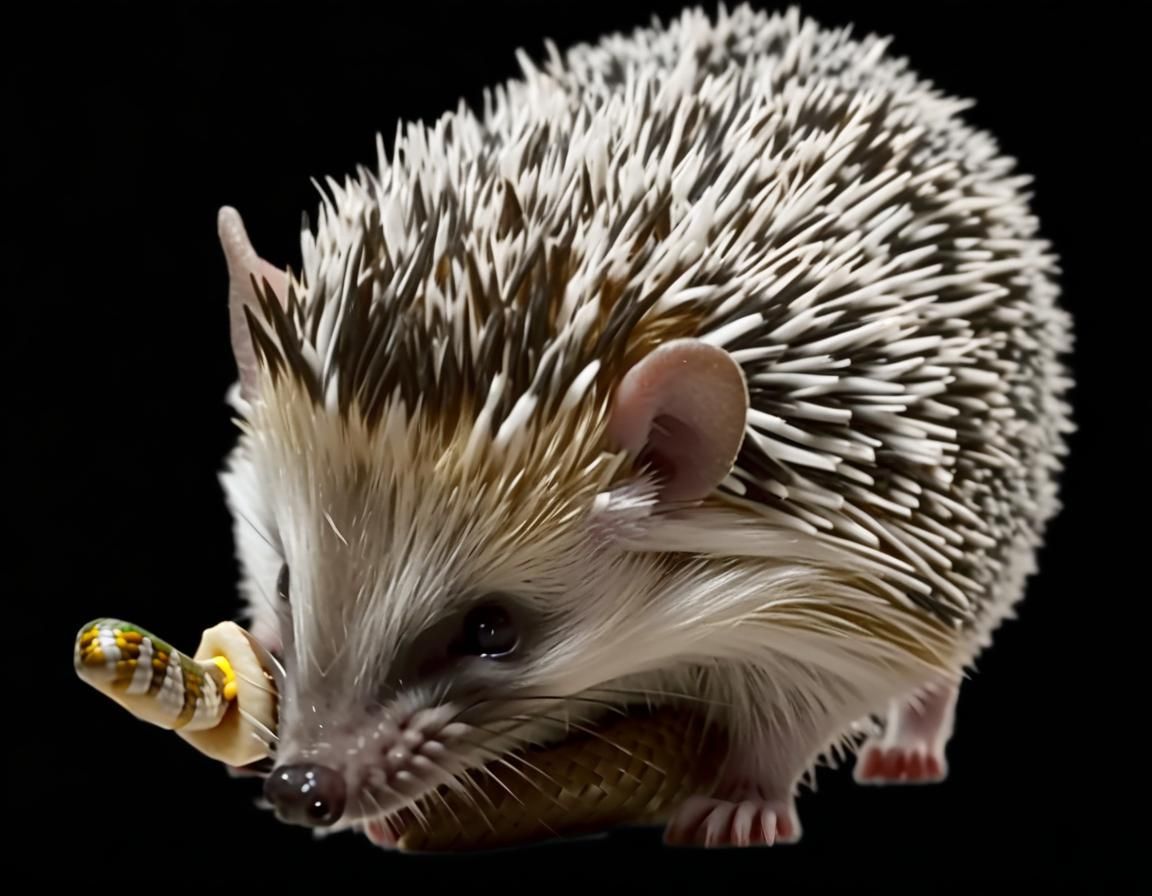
[854,682,959,785]
[663,792,800,848]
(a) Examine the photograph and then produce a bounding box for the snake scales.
[74,618,724,850]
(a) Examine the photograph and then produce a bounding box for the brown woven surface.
[394,708,726,851]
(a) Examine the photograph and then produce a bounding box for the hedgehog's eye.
[276,564,290,603]
[458,603,518,658]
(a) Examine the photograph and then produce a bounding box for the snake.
[74,618,282,768]
[73,617,722,850]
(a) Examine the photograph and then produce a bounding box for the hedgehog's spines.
[238,3,1071,642]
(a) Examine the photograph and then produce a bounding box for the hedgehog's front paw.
[854,740,947,784]
[663,794,801,848]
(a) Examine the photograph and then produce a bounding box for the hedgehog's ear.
[217,206,288,401]
[606,338,749,503]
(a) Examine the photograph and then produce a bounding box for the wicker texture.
[394,708,726,851]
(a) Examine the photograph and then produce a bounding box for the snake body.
[394,706,725,851]
[74,618,280,768]
[73,617,712,850]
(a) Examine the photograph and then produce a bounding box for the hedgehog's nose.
[264,763,346,827]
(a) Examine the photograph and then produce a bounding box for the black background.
[13,0,1143,884]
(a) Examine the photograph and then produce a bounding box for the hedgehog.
[212,3,1074,848]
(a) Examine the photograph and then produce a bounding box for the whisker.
[443,694,496,726]
[453,729,535,766]
[492,757,565,822]
[508,714,667,775]
[235,507,279,555]
[413,751,502,825]
[451,775,498,834]
[364,789,384,818]
[406,796,430,832]
[471,723,646,789]
[243,636,287,683]
[586,685,731,707]
[505,694,632,716]
[401,754,488,838]
[452,732,567,812]
[362,789,398,842]
[425,782,465,837]
[491,744,569,793]
[443,769,499,834]
[433,726,534,812]
[474,762,526,811]
[239,707,280,744]
[249,729,276,753]
[380,772,432,833]
[239,574,286,646]
[235,671,279,699]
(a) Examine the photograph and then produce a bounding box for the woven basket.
[393,707,726,851]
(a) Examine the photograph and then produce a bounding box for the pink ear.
[607,338,749,502]
[217,206,289,400]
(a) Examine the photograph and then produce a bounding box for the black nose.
[264,764,346,827]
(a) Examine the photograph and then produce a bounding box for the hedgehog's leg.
[668,700,838,847]
[662,742,803,848]
[662,686,827,849]
[853,681,959,784]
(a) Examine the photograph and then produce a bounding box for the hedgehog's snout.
[264,762,347,827]
[265,700,475,830]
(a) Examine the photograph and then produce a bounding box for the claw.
[665,795,801,848]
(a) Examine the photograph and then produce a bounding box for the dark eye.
[277,564,290,603]
[459,603,518,658]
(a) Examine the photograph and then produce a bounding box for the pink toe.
[763,809,779,846]
[776,810,797,842]
[664,802,701,845]
[703,804,733,847]
[861,747,884,779]
[666,797,800,848]
[732,802,758,846]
